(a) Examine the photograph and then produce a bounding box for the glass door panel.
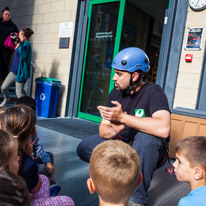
[78,0,125,122]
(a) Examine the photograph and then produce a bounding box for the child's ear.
[137,172,143,187]
[31,125,36,136]
[194,166,204,180]
[87,178,96,194]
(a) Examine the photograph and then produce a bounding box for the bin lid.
[35,77,61,83]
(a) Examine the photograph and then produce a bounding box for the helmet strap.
[126,80,135,94]
[126,73,140,94]
[126,73,141,94]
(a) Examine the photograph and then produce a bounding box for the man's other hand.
[97,101,123,122]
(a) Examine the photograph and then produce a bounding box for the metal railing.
[25,61,35,96]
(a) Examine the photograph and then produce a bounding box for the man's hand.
[97,101,124,122]
[46,162,54,175]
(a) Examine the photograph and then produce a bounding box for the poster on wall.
[185,27,204,50]
[59,22,73,38]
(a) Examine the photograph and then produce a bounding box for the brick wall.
[0,0,78,116]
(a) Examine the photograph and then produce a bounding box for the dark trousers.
[0,49,12,80]
[77,132,167,205]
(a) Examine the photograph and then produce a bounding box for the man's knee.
[76,140,90,163]
[133,132,166,167]
[77,134,106,163]
[133,132,156,149]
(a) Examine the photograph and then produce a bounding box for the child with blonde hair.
[173,136,206,206]
[87,140,142,206]
[15,96,55,177]
[1,105,75,206]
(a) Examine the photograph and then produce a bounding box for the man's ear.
[194,166,204,180]
[87,178,96,194]
[137,172,143,187]
[132,72,139,82]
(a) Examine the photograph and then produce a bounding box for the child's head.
[15,96,36,111]
[88,140,142,205]
[173,136,206,183]
[0,170,30,206]
[0,130,19,174]
[19,28,34,42]
[0,105,36,145]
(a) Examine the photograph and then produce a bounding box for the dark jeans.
[77,132,167,205]
[35,152,54,177]
[0,49,12,80]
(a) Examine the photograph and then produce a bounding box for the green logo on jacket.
[135,109,145,117]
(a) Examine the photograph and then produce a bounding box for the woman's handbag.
[4,32,19,52]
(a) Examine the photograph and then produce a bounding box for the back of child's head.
[22,28,34,40]
[15,96,36,111]
[0,105,36,144]
[0,130,18,171]
[0,170,30,206]
[176,136,206,171]
[89,140,140,204]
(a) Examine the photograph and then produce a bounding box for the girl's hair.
[15,96,36,112]
[1,105,36,145]
[0,107,6,118]
[0,170,30,206]
[0,130,18,170]
[22,28,34,40]
[2,6,10,14]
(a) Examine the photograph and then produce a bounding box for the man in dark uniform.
[77,47,171,206]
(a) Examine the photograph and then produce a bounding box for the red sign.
[185,54,193,62]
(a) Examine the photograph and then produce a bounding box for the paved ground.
[36,118,190,206]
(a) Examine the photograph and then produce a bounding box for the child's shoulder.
[179,186,206,206]
[21,151,37,171]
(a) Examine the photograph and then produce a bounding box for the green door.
[78,0,126,122]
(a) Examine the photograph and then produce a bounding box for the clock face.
[189,0,206,11]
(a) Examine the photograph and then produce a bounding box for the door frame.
[77,0,126,122]
[156,0,188,109]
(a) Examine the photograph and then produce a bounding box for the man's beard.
[114,83,130,91]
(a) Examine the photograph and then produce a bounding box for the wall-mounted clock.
[189,0,206,11]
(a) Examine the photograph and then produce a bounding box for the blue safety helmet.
[111,47,150,73]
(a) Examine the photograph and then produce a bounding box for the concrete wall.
[0,0,78,116]
[173,5,206,109]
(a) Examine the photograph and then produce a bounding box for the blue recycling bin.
[35,77,61,118]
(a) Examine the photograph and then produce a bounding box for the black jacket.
[0,17,18,49]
